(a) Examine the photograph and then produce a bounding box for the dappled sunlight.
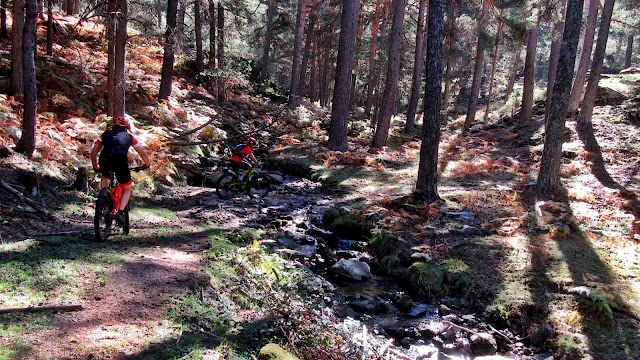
[0,238,37,253]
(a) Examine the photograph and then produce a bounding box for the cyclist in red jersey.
[90,116,151,224]
[231,137,260,181]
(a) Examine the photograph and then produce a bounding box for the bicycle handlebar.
[129,165,149,171]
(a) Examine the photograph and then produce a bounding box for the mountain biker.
[90,116,151,224]
[231,137,260,181]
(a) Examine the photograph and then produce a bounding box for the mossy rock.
[257,343,300,360]
[322,206,350,225]
[329,217,370,241]
[406,261,443,297]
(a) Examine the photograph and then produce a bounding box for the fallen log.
[0,304,83,314]
[0,179,57,220]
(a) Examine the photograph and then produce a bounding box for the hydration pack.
[232,143,246,156]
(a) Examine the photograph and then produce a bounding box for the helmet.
[246,137,257,146]
[113,116,130,129]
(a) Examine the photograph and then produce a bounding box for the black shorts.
[99,153,131,184]
[230,159,249,174]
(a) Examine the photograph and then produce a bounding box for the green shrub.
[407,261,443,297]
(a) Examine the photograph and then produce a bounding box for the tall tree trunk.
[545,4,565,122]
[157,0,162,30]
[536,0,583,198]
[194,0,203,73]
[505,41,522,100]
[327,0,360,150]
[209,0,216,70]
[113,0,128,118]
[159,0,178,101]
[309,33,318,102]
[177,0,186,54]
[46,0,53,55]
[372,0,406,148]
[578,0,614,126]
[11,0,25,96]
[260,0,274,80]
[368,0,391,121]
[441,14,455,113]
[288,0,309,108]
[463,0,490,131]
[65,0,73,15]
[624,34,633,69]
[297,0,319,96]
[16,0,37,157]
[319,44,330,107]
[364,0,383,116]
[568,0,598,113]
[518,8,540,128]
[405,0,427,135]
[106,0,116,115]
[416,0,444,201]
[483,10,503,123]
[614,33,623,67]
[1,0,7,38]
[217,2,224,67]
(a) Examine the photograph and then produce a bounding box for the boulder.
[470,332,498,356]
[330,259,372,281]
[596,77,631,105]
[257,343,300,360]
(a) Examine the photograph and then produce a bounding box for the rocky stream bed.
[182,170,555,360]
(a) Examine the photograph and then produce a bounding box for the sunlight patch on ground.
[498,234,533,304]
[0,238,37,253]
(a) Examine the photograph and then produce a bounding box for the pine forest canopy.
[3,0,640,196]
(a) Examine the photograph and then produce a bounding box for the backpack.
[232,143,246,156]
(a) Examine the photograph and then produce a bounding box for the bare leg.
[101,176,110,189]
[241,167,252,179]
[119,183,133,211]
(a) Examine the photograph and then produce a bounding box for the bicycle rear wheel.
[247,174,271,199]
[94,188,114,241]
[216,173,238,199]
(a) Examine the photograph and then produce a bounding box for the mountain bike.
[216,160,271,200]
[94,166,147,241]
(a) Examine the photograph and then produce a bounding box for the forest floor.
[1,13,640,360]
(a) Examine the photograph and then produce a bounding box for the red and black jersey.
[97,128,140,156]
[231,144,253,162]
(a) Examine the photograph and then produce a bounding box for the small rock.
[330,259,372,281]
[438,304,453,316]
[257,343,299,360]
[417,322,447,339]
[470,332,498,356]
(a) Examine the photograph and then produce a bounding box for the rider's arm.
[133,145,151,168]
[249,153,260,167]
[90,142,102,170]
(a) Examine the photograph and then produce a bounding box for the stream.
[195,172,553,360]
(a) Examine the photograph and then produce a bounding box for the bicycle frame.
[101,165,146,217]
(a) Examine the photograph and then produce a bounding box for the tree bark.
[484,9,503,122]
[364,0,383,116]
[46,0,53,55]
[297,0,319,97]
[624,34,633,69]
[536,0,583,198]
[405,0,427,135]
[177,0,186,54]
[309,31,318,102]
[416,0,444,202]
[11,0,25,96]
[614,33,623,67]
[157,0,162,30]
[16,0,37,157]
[545,4,565,122]
[518,8,540,128]
[463,0,490,131]
[578,0,615,126]
[159,0,178,101]
[319,44,330,107]
[1,0,7,38]
[327,0,360,150]
[194,0,203,73]
[372,0,407,148]
[113,0,128,118]
[106,0,116,115]
[209,0,216,70]
[260,0,274,80]
[568,0,598,113]
[217,2,224,67]
[288,0,309,108]
[505,40,522,100]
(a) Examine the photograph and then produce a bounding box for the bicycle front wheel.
[216,173,238,199]
[94,188,114,241]
[247,174,271,199]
